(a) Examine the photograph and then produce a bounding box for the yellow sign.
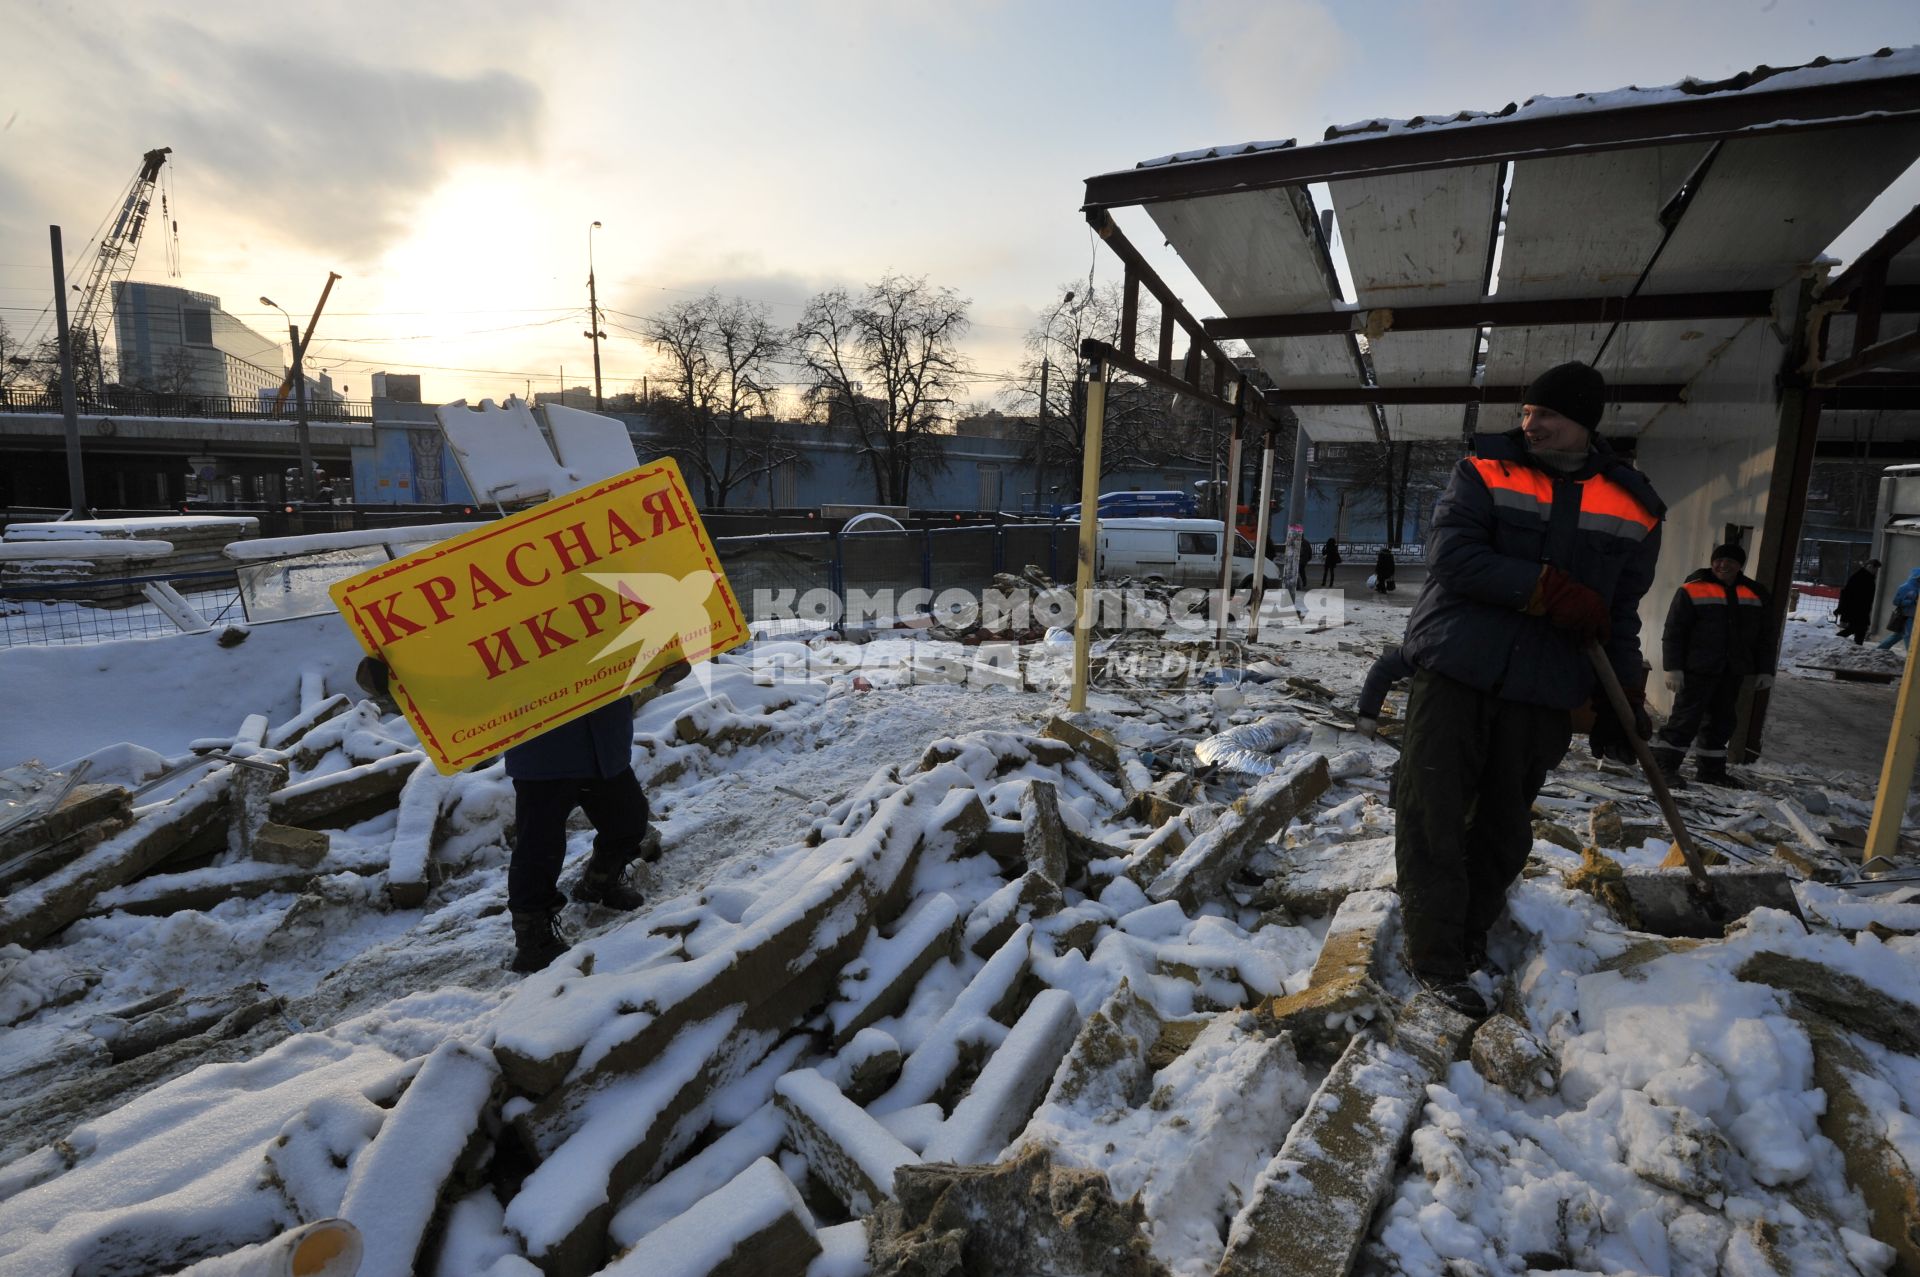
[330,459,747,773]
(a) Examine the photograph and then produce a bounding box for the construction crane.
[68,146,174,397]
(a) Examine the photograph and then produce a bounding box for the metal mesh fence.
[927,526,999,596]
[0,521,1085,649]
[1,570,245,648]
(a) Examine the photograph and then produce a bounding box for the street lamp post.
[586,221,607,411]
[261,296,317,502]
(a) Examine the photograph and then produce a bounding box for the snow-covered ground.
[1,589,1917,1276]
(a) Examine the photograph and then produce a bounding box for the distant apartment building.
[111,282,284,400]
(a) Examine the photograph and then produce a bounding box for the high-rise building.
[111,282,284,400]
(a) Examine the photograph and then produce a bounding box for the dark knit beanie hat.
[1523,361,1606,432]
[1711,542,1747,564]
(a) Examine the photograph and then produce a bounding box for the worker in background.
[1320,536,1342,588]
[1297,536,1313,594]
[1374,547,1397,593]
[1878,566,1920,652]
[1392,361,1663,1018]
[1653,544,1774,788]
[1835,559,1879,644]
[356,656,687,972]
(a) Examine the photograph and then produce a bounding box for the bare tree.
[794,274,968,506]
[643,292,799,508]
[1317,438,1458,546]
[0,318,20,393]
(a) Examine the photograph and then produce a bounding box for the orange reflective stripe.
[1578,474,1659,532]
[1684,580,1727,603]
[1736,585,1762,604]
[1470,457,1551,517]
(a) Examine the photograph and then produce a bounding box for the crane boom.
[70,146,171,395]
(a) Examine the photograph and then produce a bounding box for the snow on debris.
[0,583,1918,1275]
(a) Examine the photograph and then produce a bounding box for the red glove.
[1527,566,1611,642]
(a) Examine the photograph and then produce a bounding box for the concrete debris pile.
[3,620,1920,1277]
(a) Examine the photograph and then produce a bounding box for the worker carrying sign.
[330,458,747,773]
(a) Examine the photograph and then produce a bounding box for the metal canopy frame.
[1084,60,1920,211]
[1070,46,1920,767]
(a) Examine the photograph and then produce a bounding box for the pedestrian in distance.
[1320,536,1342,588]
[1391,360,1663,1018]
[1297,537,1313,594]
[1651,544,1774,789]
[356,655,690,973]
[1834,558,1878,644]
[1374,547,1397,593]
[1878,566,1920,652]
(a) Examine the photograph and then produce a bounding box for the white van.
[1097,517,1280,588]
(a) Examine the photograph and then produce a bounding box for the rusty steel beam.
[1822,203,1920,302]
[1081,338,1239,417]
[1815,329,1920,386]
[1085,66,1920,210]
[1205,290,1774,341]
[1267,383,1685,406]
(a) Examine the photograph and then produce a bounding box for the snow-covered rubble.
[0,592,1917,1276]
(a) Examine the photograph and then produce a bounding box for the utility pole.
[289,321,316,501]
[49,225,87,515]
[1035,355,1050,513]
[586,221,607,411]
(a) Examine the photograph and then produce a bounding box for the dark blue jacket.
[1357,645,1414,719]
[504,696,636,781]
[1400,430,1664,710]
[1663,569,1772,676]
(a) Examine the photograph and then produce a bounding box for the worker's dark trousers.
[509,770,650,913]
[1394,669,1571,980]
[1656,672,1739,762]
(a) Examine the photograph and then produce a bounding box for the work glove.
[354,655,401,715]
[1526,566,1611,642]
[1663,670,1683,694]
[1754,674,1774,691]
[1354,716,1379,740]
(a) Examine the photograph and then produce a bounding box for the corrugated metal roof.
[1088,48,1920,444]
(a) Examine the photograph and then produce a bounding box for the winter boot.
[511,910,569,973]
[1414,971,1489,1020]
[1694,757,1745,789]
[1650,745,1688,790]
[574,857,645,910]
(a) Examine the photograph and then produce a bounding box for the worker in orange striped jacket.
[1395,361,1664,1017]
[1652,543,1774,788]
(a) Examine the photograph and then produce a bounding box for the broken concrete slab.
[339,1041,499,1277]
[1253,975,1394,1064]
[225,757,287,857]
[1021,779,1069,887]
[1218,993,1474,1277]
[1531,819,1583,855]
[1306,889,1400,989]
[0,782,133,890]
[0,765,233,948]
[1146,1017,1208,1073]
[1253,834,1394,918]
[251,822,329,869]
[507,1007,783,1277]
[1796,1013,1920,1274]
[269,753,422,830]
[917,732,1074,778]
[829,894,963,1049]
[923,988,1080,1165]
[1121,813,1192,891]
[1618,1089,1728,1202]
[1147,754,1330,911]
[774,1067,920,1217]
[1030,978,1161,1114]
[963,872,1063,959]
[1041,715,1122,773]
[1737,951,1920,1057]
[1470,1013,1557,1100]
[265,692,352,751]
[387,764,454,908]
[869,926,1034,1118]
[600,1157,821,1277]
[91,861,322,917]
[867,1144,1167,1277]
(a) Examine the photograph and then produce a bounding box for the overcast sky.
[3,0,1916,408]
